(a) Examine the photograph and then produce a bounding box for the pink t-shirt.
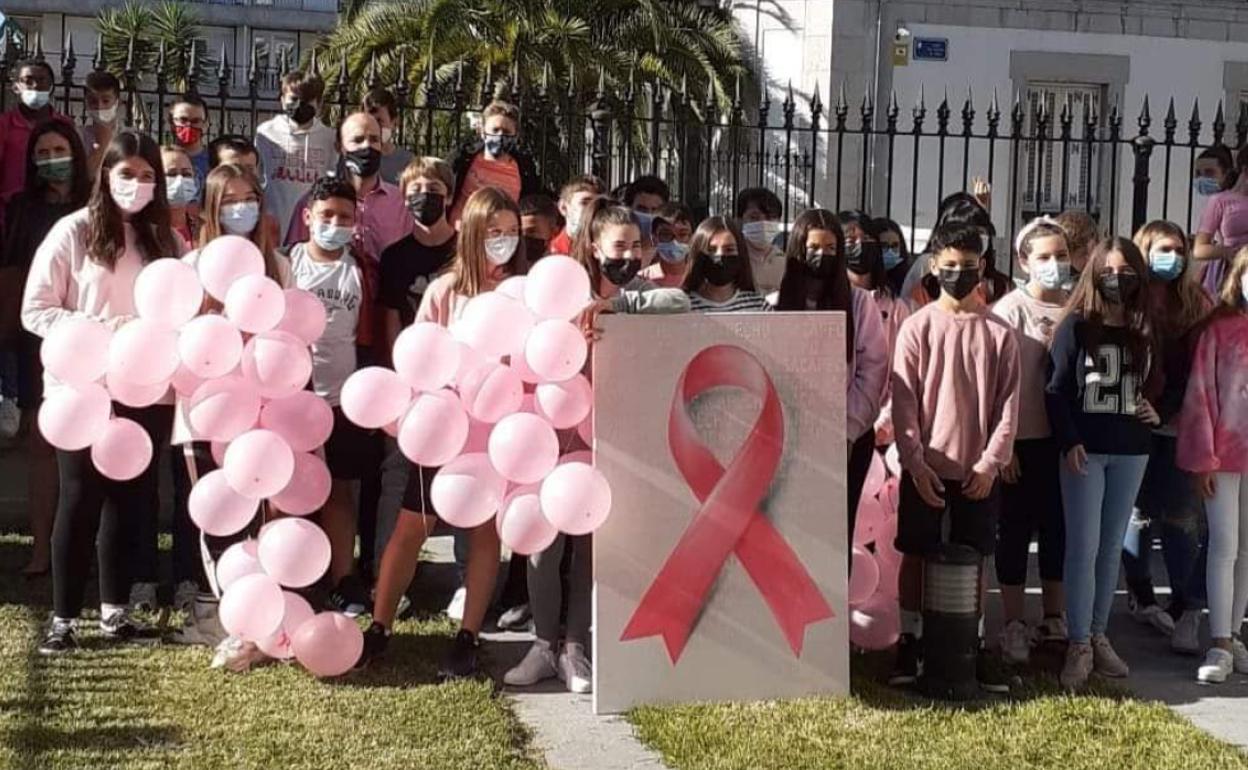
[1197,189,1248,251]
[871,290,910,439]
[891,302,1021,481]
[1177,313,1248,474]
[991,288,1066,441]
[416,271,500,327]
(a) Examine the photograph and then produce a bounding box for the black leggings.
[52,404,172,618]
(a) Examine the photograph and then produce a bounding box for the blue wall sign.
[914,37,948,62]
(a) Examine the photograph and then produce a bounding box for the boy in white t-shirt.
[289,175,378,617]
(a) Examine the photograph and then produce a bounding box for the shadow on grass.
[6,724,184,768]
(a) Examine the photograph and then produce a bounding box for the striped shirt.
[687,289,773,313]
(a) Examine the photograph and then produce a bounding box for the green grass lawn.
[0,534,541,770]
[630,658,1248,770]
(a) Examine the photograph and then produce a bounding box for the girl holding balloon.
[21,130,185,654]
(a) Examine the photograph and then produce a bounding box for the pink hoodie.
[1177,312,1248,473]
[847,286,889,442]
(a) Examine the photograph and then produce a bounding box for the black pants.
[846,430,876,546]
[52,404,172,618]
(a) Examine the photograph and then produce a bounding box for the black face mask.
[846,242,880,275]
[284,100,316,125]
[937,267,981,300]
[1096,273,1140,305]
[803,249,838,279]
[344,147,382,178]
[406,192,445,226]
[704,253,743,287]
[602,258,641,286]
[523,236,548,262]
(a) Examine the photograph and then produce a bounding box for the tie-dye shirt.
[1177,311,1248,473]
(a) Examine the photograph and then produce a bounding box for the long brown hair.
[1064,236,1158,381]
[452,186,524,297]
[87,130,179,268]
[681,216,756,293]
[776,208,854,361]
[198,163,284,283]
[1133,219,1209,335]
[572,196,639,297]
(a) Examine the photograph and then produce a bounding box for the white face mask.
[484,235,519,265]
[1028,257,1070,291]
[110,175,155,214]
[165,175,198,206]
[220,201,261,235]
[741,220,781,248]
[89,105,119,125]
[20,88,51,110]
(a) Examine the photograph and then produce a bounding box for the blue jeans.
[1061,453,1150,643]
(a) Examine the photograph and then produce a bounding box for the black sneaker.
[977,650,1020,694]
[354,622,391,669]
[39,622,78,655]
[888,633,922,686]
[439,629,479,680]
[99,608,140,640]
[329,575,371,619]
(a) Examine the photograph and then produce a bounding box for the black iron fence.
[5,36,1247,257]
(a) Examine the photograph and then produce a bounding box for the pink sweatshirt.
[1177,312,1248,473]
[991,288,1066,441]
[870,289,910,439]
[847,286,889,442]
[891,301,1021,481]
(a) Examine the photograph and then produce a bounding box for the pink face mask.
[110,174,156,214]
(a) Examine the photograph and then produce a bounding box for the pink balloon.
[292,612,363,678]
[219,572,285,641]
[134,258,203,328]
[524,319,587,383]
[559,450,592,465]
[453,342,489,387]
[188,469,260,536]
[854,494,885,547]
[225,274,286,334]
[197,235,265,301]
[41,317,112,386]
[875,548,901,600]
[256,592,316,660]
[398,390,469,466]
[188,376,262,443]
[863,451,886,501]
[881,477,900,515]
[496,484,559,555]
[524,255,591,320]
[178,315,243,379]
[508,350,543,385]
[534,375,592,429]
[849,545,881,605]
[462,418,493,454]
[215,540,263,592]
[106,367,168,408]
[270,451,332,516]
[341,367,411,429]
[109,318,179,386]
[240,330,313,399]
[90,417,153,481]
[171,364,206,397]
[850,590,900,651]
[259,391,333,452]
[430,452,508,528]
[38,382,111,451]
[540,462,612,535]
[258,518,331,588]
[458,361,524,424]
[576,409,593,447]
[497,275,527,300]
[488,412,559,484]
[453,292,534,359]
[382,419,400,438]
[393,322,461,392]
[210,440,229,467]
[275,288,328,344]
[224,429,295,499]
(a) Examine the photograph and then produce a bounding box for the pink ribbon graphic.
[620,345,834,663]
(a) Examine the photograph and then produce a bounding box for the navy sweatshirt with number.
[1044,315,1160,456]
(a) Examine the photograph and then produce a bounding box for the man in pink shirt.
[889,221,1021,692]
[1,59,72,223]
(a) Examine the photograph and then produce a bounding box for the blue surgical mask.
[221,201,261,236]
[882,247,903,270]
[166,175,198,206]
[20,89,50,110]
[1149,250,1184,282]
[1029,258,1070,291]
[1195,177,1222,197]
[656,241,689,264]
[312,221,353,252]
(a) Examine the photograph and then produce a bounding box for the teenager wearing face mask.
[1118,221,1212,655]
[1,59,71,224]
[161,145,199,243]
[774,209,887,564]
[519,193,560,262]
[80,71,122,180]
[362,187,529,677]
[889,221,1021,693]
[548,175,606,256]
[640,212,690,288]
[2,120,90,577]
[735,187,786,296]
[21,130,185,654]
[874,217,913,295]
[168,94,211,190]
[360,89,415,186]
[207,134,282,247]
[447,101,540,225]
[1195,146,1248,298]
[682,217,771,312]
[1178,247,1248,683]
[255,70,337,241]
[1046,237,1162,690]
[576,197,691,317]
[990,218,1072,666]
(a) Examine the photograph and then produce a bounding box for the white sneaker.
[1171,610,1202,655]
[129,582,159,613]
[998,619,1031,666]
[0,399,20,439]
[1198,647,1234,684]
[1132,602,1176,636]
[1231,637,1248,674]
[445,586,466,622]
[173,581,199,613]
[210,636,269,673]
[557,642,593,694]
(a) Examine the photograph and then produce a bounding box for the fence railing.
[5,37,1246,265]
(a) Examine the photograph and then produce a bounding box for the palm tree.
[96,1,214,92]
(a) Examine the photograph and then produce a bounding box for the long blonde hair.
[198,163,283,282]
[1133,219,1209,334]
[452,186,524,296]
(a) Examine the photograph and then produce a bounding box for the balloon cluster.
[848,448,903,651]
[37,234,359,677]
[340,255,612,552]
